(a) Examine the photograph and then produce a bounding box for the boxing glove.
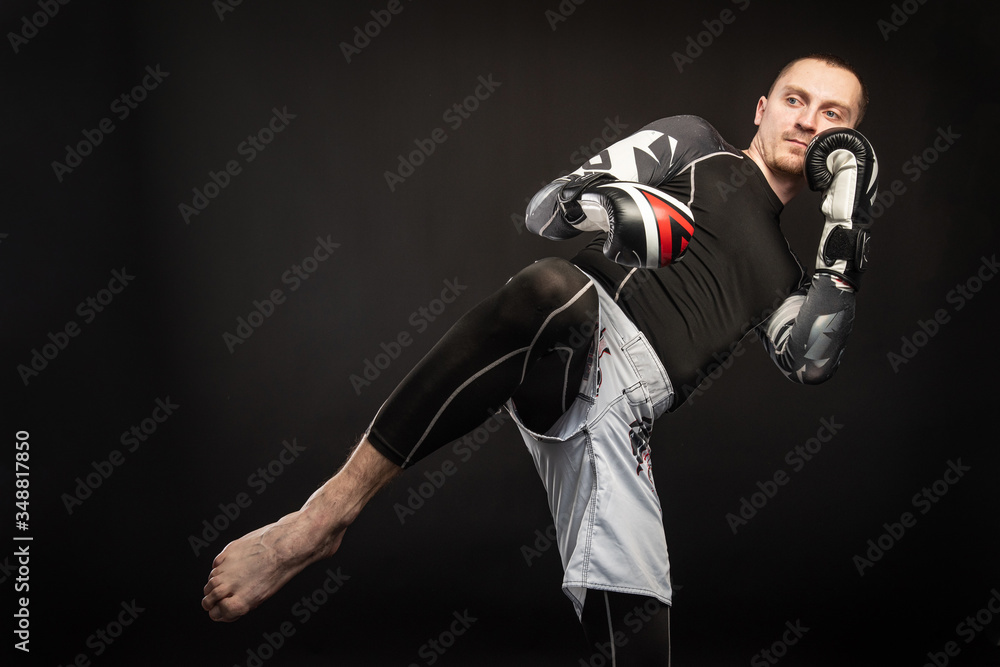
[805,127,879,290]
[558,173,695,269]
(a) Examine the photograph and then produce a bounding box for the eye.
[786,97,800,106]
[824,110,841,120]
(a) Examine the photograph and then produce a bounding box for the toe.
[212,597,249,622]
[202,578,230,607]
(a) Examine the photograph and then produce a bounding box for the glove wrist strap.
[558,172,616,225]
[822,225,871,273]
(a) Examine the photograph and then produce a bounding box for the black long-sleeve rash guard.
[525,115,857,408]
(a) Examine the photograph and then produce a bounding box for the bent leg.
[367,257,598,467]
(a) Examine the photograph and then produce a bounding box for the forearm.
[525,178,581,238]
[761,128,879,383]
[762,272,856,384]
[525,116,724,241]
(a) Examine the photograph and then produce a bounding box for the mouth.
[786,138,809,149]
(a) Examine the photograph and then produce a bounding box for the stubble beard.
[772,133,812,176]
[770,152,804,177]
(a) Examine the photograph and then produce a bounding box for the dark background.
[3,0,998,665]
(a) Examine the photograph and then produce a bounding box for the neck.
[743,140,806,205]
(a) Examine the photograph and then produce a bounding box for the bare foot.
[201,439,399,622]
[201,508,344,622]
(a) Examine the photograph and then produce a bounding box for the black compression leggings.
[580,591,672,666]
[366,257,599,468]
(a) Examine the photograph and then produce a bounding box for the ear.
[753,96,767,127]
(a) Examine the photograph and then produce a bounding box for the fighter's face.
[753,59,863,176]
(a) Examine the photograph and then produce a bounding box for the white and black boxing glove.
[557,172,695,269]
[805,127,879,290]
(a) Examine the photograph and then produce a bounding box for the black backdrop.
[4,1,999,665]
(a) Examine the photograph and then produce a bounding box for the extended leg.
[201,439,397,621]
[203,258,599,620]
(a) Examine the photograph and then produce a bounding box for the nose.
[795,108,818,134]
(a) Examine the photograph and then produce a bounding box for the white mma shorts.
[505,271,675,618]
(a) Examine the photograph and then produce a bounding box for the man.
[202,54,877,663]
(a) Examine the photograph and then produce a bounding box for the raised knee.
[507,258,592,311]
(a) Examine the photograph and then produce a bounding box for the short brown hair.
[767,54,869,126]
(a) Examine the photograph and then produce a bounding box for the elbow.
[524,181,563,237]
[525,181,583,240]
[788,359,841,386]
